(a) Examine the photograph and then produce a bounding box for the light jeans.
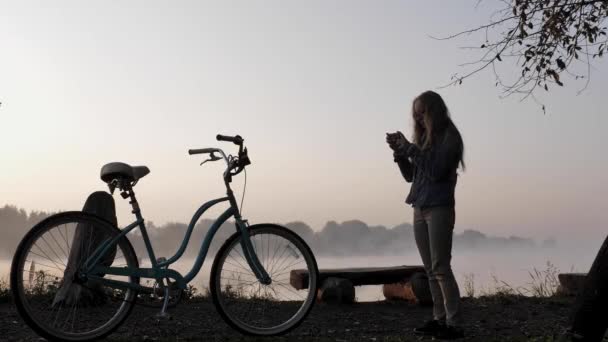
[413,205,462,326]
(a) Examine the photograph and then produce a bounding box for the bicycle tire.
[210,223,318,336]
[10,211,140,341]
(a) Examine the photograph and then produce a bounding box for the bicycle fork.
[236,219,272,285]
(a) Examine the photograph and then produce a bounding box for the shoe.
[413,319,446,336]
[434,325,465,340]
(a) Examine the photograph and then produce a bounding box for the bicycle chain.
[73,279,184,309]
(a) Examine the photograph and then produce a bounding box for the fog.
[0,204,602,301]
[0,245,599,302]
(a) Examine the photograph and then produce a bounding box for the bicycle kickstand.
[156,286,172,321]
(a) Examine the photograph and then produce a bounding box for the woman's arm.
[400,129,461,182]
[394,152,414,183]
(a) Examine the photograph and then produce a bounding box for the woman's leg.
[413,207,446,322]
[427,205,461,326]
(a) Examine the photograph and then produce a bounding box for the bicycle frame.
[82,181,269,293]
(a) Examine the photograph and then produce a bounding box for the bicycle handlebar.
[189,134,249,183]
[216,134,243,145]
[188,148,217,155]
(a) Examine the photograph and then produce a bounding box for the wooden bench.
[557,273,587,296]
[290,265,429,304]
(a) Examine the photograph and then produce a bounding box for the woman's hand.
[386,131,409,151]
[397,133,411,151]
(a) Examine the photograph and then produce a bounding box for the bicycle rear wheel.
[210,223,318,336]
[10,212,139,341]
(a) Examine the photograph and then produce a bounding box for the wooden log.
[52,191,118,307]
[568,235,608,341]
[317,277,355,304]
[383,282,416,302]
[382,272,432,305]
[410,272,432,305]
[290,265,426,290]
[557,273,587,296]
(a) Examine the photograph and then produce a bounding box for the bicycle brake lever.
[209,152,222,161]
[200,152,223,166]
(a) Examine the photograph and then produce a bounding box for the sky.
[1,1,607,246]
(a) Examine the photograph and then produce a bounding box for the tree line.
[0,204,548,260]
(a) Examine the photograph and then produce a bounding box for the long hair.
[412,91,466,170]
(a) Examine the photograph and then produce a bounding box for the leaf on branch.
[496,54,502,62]
[547,69,562,86]
[481,44,486,48]
[556,58,566,70]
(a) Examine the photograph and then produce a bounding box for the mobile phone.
[386,132,400,140]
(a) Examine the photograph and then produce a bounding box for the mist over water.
[1,202,601,301]
[1,240,599,301]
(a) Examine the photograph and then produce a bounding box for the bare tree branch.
[438,0,608,102]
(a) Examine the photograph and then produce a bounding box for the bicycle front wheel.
[10,212,139,341]
[210,224,318,336]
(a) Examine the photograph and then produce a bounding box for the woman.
[387,91,466,340]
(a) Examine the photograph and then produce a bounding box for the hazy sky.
[1,1,607,244]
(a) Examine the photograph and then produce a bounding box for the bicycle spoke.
[24,259,64,275]
[28,249,65,272]
[220,269,257,278]
[230,246,252,271]
[58,224,70,258]
[65,224,72,253]
[48,229,69,261]
[272,258,305,278]
[40,235,67,267]
[223,259,253,275]
[272,282,306,300]
[32,241,64,267]
[226,252,250,271]
[271,242,301,276]
[268,244,292,275]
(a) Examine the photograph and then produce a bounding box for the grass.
[0,260,573,305]
[0,277,10,303]
[463,272,476,297]
[525,261,561,297]
[464,261,565,299]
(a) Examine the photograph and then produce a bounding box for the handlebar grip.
[188,148,216,155]
[216,134,243,145]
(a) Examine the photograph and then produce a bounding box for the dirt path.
[0,296,581,341]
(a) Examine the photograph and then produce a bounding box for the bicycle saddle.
[100,162,150,184]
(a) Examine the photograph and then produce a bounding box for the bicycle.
[10,134,319,341]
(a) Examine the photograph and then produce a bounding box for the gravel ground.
[0,295,591,341]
